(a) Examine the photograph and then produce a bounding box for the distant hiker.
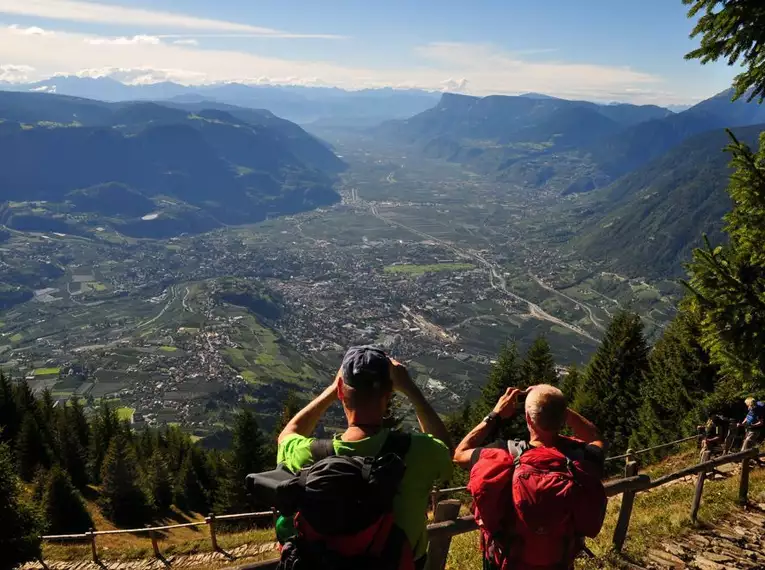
[698,414,728,458]
[739,397,765,452]
[454,384,607,570]
[248,345,452,570]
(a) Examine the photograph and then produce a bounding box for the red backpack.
[468,438,607,570]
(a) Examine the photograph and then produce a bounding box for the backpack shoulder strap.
[379,430,412,459]
[507,439,528,467]
[309,438,336,462]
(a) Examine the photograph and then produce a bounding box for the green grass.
[241,370,257,383]
[383,263,475,276]
[86,282,108,292]
[116,407,135,421]
[159,345,178,352]
[10,333,23,343]
[34,367,61,376]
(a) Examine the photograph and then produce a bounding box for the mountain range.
[383,89,765,195]
[0,91,345,238]
[1,77,441,126]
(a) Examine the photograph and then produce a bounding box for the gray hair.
[525,384,567,433]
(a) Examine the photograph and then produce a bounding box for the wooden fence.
[39,447,763,570]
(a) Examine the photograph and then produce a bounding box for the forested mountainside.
[573,124,765,277]
[0,92,344,238]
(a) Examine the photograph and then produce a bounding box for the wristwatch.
[483,411,500,425]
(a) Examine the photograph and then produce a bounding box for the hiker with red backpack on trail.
[454,384,607,570]
[247,345,452,570]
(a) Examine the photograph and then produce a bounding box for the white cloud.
[9,24,53,36]
[0,0,345,39]
[415,42,660,101]
[441,78,469,92]
[0,63,35,82]
[86,35,161,46]
[173,39,199,46]
[0,25,700,104]
[73,66,207,85]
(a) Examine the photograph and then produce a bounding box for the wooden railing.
[38,448,763,570]
[238,448,764,570]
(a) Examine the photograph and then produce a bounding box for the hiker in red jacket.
[454,385,607,570]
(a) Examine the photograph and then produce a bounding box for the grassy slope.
[42,488,275,563]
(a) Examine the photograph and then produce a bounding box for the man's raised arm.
[390,359,452,451]
[565,408,605,449]
[278,372,339,444]
[453,387,522,468]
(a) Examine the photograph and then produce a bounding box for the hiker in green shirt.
[277,345,453,569]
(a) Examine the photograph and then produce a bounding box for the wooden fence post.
[147,525,161,559]
[88,528,98,563]
[690,450,711,523]
[208,512,219,552]
[612,453,638,552]
[738,453,751,505]
[430,486,439,515]
[724,421,737,455]
[426,500,461,570]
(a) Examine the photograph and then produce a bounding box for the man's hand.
[389,358,415,395]
[493,387,525,419]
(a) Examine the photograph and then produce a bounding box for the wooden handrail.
[648,448,758,489]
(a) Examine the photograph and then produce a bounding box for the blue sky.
[0,0,739,104]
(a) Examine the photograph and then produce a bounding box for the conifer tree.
[521,337,558,386]
[16,415,50,481]
[146,450,174,513]
[574,312,649,454]
[231,409,268,477]
[475,342,523,419]
[684,0,765,102]
[67,397,90,453]
[41,465,93,535]
[14,381,37,415]
[0,374,20,445]
[684,132,765,388]
[217,410,268,513]
[629,307,720,452]
[0,440,43,568]
[146,451,174,513]
[559,365,582,404]
[99,434,151,527]
[91,402,120,483]
[57,412,89,490]
[174,454,209,514]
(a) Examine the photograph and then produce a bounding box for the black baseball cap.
[341,345,391,390]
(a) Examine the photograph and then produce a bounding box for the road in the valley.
[138,285,176,329]
[366,202,597,342]
[528,273,605,331]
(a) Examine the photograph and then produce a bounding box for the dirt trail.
[642,502,765,569]
[21,542,278,570]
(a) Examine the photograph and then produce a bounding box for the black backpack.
[252,431,414,570]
